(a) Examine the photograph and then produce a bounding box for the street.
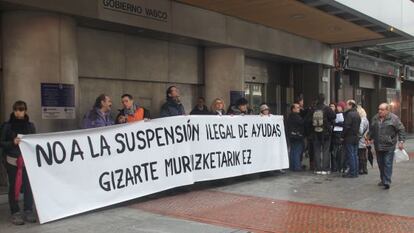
[1,140,414,233]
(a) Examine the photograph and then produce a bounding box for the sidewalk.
[1,138,414,233]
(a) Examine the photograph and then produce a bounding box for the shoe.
[316,171,322,175]
[10,212,24,225]
[383,184,390,190]
[363,171,368,175]
[377,182,384,186]
[24,210,36,223]
[342,174,357,178]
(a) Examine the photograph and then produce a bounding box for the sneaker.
[316,171,322,175]
[377,182,385,186]
[24,210,36,223]
[10,212,24,225]
[320,171,327,175]
[384,184,390,190]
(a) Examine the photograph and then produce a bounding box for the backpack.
[312,109,324,132]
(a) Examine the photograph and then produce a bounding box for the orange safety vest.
[127,107,145,122]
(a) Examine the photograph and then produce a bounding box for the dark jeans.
[6,162,34,214]
[345,143,359,177]
[376,150,395,185]
[358,148,368,173]
[307,139,315,170]
[289,139,304,171]
[313,135,331,171]
[331,143,345,172]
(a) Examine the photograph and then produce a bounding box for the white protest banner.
[19,115,289,223]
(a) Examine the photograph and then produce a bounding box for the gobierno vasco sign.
[102,0,168,22]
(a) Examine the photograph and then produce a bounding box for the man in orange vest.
[119,94,150,123]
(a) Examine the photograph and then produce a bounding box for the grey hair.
[379,103,390,111]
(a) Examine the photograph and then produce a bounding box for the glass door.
[245,83,265,114]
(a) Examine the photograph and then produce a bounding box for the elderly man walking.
[369,103,406,189]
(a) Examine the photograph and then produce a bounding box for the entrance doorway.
[0,71,8,195]
[360,88,376,120]
[245,83,265,114]
[402,93,414,133]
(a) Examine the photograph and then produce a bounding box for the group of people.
[0,85,270,225]
[82,85,267,129]
[0,87,407,226]
[286,93,406,190]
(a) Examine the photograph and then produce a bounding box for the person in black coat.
[190,97,210,115]
[287,103,305,171]
[227,98,253,115]
[0,101,36,225]
[342,100,361,178]
[160,86,185,117]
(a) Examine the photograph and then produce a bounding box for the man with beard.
[83,94,114,128]
[160,86,186,117]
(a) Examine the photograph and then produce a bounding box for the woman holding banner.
[0,101,36,225]
[211,98,226,115]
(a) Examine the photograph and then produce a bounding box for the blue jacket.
[82,108,114,129]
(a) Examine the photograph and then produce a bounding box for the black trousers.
[358,148,368,173]
[6,162,33,214]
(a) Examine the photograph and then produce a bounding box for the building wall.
[77,27,203,122]
[0,0,335,132]
[2,0,334,66]
[1,11,79,133]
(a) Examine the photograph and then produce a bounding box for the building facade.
[1,0,414,191]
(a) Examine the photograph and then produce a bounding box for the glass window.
[245,83,264,114]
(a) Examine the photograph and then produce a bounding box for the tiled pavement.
[133,190,414,233]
